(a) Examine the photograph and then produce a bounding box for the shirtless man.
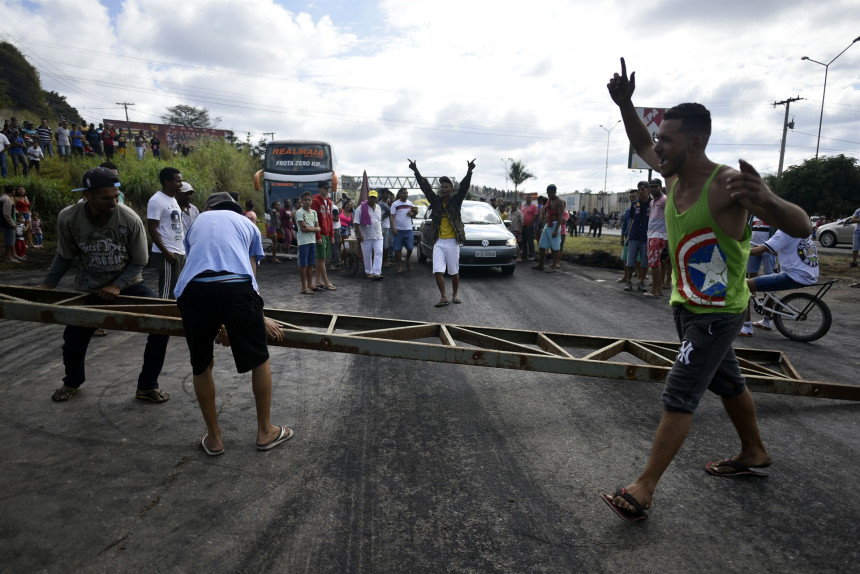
[533,184,565,272]
[600,58,812,521]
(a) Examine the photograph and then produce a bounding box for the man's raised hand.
[607,57,636,106]
[467,158,476,173]
[408,159,418,172]
[727,159,771,207]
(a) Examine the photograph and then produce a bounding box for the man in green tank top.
[599,58,814,521]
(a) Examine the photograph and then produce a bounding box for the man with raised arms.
[600,58,812,521]
[408,158,475,307]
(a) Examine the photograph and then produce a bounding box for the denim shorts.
[392,229,414,251]
[298,243,316,267]
[662,306,747,413]
[753,272,809,292]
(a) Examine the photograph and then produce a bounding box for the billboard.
[102,119,233,153]
[627,107,665,169]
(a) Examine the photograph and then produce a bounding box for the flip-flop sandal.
[201,434,224,456]
[257,426,294,451]
[452,298,462,304]
[135,389,171,403]
[324,285,337,291]
[545,268,557,273]
[705,459,769,477]
[600,488,648,521]
[301,290,315,295]
[313,286,325,292]
[434,300,450,307]
[93,329,108,336]
[51,386,78,402]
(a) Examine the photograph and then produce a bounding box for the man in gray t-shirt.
[39,167,171,404]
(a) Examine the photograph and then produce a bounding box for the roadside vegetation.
[2,139,263,239]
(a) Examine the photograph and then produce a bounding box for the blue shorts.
[854,229,860,251]
[662,307,747,414]
[538,222,561,251]
[2,226,14,247]
[626,238,647,267]
[392,229,414,251]
[298,243,316,267]
[753,272,809,292]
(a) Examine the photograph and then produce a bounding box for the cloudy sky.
[2,0,858,194]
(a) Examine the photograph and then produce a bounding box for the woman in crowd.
[14,185,34,248]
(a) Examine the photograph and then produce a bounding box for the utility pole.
[262,132,275,141]
[116,102,135,136]
[772,96,802,177]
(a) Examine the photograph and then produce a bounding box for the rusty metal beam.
[1,284,856,401]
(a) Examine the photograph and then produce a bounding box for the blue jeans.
[40,142,54,157]
[0,152,6,178]
[62,281,169,390]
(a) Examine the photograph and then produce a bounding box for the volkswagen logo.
[481,239,489,247]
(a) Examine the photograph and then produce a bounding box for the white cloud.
[0,0,857,193]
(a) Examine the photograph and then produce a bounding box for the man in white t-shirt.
[740,230,819,335]
[54,122,71,162]
[390,187,418,272]
[147,167,186,298]
[353,190,384,279]
[0,131,9,178]
[177,182,199,233]
[645,179,668,297]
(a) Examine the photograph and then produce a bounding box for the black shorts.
[662,306,747,413]
[177,280,269,375]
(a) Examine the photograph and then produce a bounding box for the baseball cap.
[318,180,331,189]
[368,190,378,198]
[649,178,662,187]
[204,191,243,214]
[179,182,195,194]
[637,180,650,188]
[547,184,557,192]
[72,167,121,192]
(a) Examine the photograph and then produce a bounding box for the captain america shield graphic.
[675,228,728,307]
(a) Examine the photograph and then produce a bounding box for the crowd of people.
[0,116,167,174]
[1,183,42,262]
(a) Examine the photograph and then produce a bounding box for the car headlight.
[506,236,517,247]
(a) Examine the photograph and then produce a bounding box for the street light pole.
[801,35,860,159]
[500,158,509,198]
[600,120,621,194]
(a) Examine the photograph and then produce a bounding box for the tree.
[772,155,860,219]
[0,41,51,116]
[161,105,221,128]
[43,90,83,124]
[507,160,535,195]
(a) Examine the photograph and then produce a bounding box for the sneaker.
[638,282,647,292]
[624,282,633,292]
[753,319,773,331]
[738,327,753,337]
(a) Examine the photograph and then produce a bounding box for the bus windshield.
[265,142,332,174]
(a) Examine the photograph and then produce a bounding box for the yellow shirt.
[438,212,455,239]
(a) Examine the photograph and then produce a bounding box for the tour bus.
[254,140,338,209]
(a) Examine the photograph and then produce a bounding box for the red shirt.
[311,193,334,238]
[521,202,539,227]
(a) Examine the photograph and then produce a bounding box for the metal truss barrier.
[0,284,856,401]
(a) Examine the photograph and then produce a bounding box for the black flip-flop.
[434,300,450,307]
[135,389,171,403]
[600,488,648,521]
[705,459,769,478]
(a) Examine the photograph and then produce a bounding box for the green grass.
[7,139,263,240]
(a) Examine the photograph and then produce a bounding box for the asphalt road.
[1,254,858,573]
